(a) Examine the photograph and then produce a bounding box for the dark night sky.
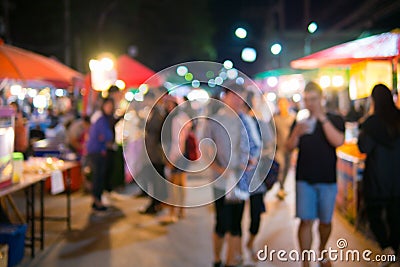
[1,0,399,76]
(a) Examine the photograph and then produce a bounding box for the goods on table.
[23,157,65,175]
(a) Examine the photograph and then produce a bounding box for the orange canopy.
[291,31,400,69]
[0,40,83,87]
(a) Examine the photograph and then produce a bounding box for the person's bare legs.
[319,222,332,266]
[298,220,314,267]
[277,153,291,200]
[319,222,331,252]
[246,234,255,249]
[246,234,258,261]
[213,232,224,264]
[177,172,186,218]
[226,234,242,266]
[167,172,186,219]
[169,173,178,220]
[160,173,179,223]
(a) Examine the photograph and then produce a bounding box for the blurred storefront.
[290,30,400,228]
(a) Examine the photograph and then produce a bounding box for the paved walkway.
[17,168,387,267]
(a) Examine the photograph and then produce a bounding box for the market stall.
[290,29,400,226]
[0,39,85,153]
[291,30,400,98]
[0,157,79,259]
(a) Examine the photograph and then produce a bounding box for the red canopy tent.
[84,54,161,90]
[83,55,162,114]
[291,31,400,69]
[116,54,161,88]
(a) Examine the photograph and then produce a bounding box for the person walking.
[237,92,274,264]
[357,84,400,265]
[286,81,345,267]
[161,95,192,223]
[274,98,295,200]
[204,86,248,267]
[86,98,114,211]
[139,94,168,215]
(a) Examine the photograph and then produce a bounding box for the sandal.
[320,257,332,267]
[159,216,178,225]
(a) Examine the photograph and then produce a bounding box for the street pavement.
[17,168,386,267]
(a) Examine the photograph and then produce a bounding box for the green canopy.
[254,68,315,80]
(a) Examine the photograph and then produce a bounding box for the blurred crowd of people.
[1,80,399,267]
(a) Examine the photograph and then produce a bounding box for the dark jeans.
[365,198,400,252]
[88,153,107,202]
[214,188,245,237]
[279,152,291,189]
[249,193,266,235]
[141,163,167,208]
[104,146,125,192]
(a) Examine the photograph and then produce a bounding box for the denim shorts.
[296,181,337,224]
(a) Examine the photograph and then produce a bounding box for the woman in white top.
[161,96,192,223]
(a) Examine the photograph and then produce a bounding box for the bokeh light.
[236,77,245,85]
[215,76,223,85]
[241,47,257,62]
[267,76,278,87]
[270,43,282,55]
[293,93,302,103]
[332,75,344,87]
[125,91,134,102]
[208,79,216,87]
[267,92,277,102]
[184,72,194,81]
[223,60,233,69]
[227,69,238,80]
[191,79,200,88]
[177,66,188,76]
[235,27,247,39]
[115,80,126,90]
[308,22,318,34]
[319,75,331,89]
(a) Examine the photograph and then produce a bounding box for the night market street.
[1,1,400,267]
[17,168,382,267]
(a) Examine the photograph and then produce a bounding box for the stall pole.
[392,56,399,107]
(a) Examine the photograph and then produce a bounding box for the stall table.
[0,160,79,257]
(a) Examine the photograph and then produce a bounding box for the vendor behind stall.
[67,116,91,157]
[9,102,28,156]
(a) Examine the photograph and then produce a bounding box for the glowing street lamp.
[235,27,247,39]
[89,55,117,91]
[305,21,318,55]
[241,47,257,62]
[270,43,282,55]
[308,22,318,34]
[270,43,282,68]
